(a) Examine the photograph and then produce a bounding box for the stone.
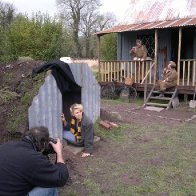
[144,106,165,112]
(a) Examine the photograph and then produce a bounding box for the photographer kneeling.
[0,126,69,196]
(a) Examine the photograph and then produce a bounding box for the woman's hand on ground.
[81,152,93,158]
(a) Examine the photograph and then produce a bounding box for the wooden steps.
[143,87,178,110]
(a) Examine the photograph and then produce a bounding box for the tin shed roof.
[96,17,196,36]
[96,0,196,36]
[121,0,196,24]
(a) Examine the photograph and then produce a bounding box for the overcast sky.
[3,0,130,22]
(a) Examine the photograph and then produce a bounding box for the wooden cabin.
[96,0,196,97]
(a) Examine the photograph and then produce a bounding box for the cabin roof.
[120,0,195,25]
[96,17,196,36]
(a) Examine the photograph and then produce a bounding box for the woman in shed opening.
[61,103,94,157]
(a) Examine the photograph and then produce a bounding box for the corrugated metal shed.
[28,73,63,139]
[96,17,196,35]
[69,63,100,123]
[28,63,100,139]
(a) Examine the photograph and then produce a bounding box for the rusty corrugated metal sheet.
[96,17,196,35]
[122,0,196,24]
[97,0,196,36]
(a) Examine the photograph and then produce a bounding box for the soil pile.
[0,60,45,143]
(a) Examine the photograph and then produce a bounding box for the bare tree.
[56,0,101,57]
[56,0,116,58]
[80,9,116,57]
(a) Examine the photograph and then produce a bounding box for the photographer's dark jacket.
[0,138,69,196]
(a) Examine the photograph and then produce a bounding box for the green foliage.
[0,30,16,62]
[7,13,68,61]
[100,33,117,60]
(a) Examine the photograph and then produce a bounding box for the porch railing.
[178,59,196,86]
[99,60,155,84]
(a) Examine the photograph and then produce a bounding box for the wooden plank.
[154,29,158,85]
[149,61,152,84]
[134,62,137,83]
[141,63,155,84]
[187,61,190,86]
[117,62,120,81]
[182,61,185,86]
[177,28,182,85]
[124,61,127,79]
[97,35,101,81]
[193,61,196,86]
[138,61,141,83]
[146,102,168,107]
[150,97,171,101]
[108,62,110,82]
[113,61,116,80]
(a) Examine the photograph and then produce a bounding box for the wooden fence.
[179,59,196,86]
[99,60,155,84]
[99,59,196,87]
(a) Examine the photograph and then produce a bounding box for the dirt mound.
[0,60,45,143]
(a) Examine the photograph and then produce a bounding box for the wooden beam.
[154,29,158,84]
[97,35,101,80]
[177,28,182,85]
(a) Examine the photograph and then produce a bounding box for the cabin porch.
[98,59,196,95]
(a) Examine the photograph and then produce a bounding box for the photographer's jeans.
[27,187,58,196]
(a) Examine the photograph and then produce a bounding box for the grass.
[0,87,20,105]
[101,97,144,107]
[60,120,196,196]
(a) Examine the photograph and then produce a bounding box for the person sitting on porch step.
[129,39,148,61]
[61,103,94,158]
[157,61,178,97]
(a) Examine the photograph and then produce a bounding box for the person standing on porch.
[129,39,147,61]
[129,39,150,82]
[158,61,178,97]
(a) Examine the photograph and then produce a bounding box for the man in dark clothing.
[0,127,69,196]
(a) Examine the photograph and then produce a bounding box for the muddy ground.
[61,100,195,195]
[0,60,195,195]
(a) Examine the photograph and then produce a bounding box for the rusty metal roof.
[121,0,196,24]
[96,17,196,36]
[96,0,196,36]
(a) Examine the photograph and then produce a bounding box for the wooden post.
[97,35,101,81]
[154,29,158,85]
[177,28,182,85]
[144,76,147,102]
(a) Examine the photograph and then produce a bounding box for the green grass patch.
[60,121,196,195]
[94,121,130,142]
[0,87,20,105]
[2,72,14,84]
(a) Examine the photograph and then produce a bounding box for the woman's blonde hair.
[70,103,83,115]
